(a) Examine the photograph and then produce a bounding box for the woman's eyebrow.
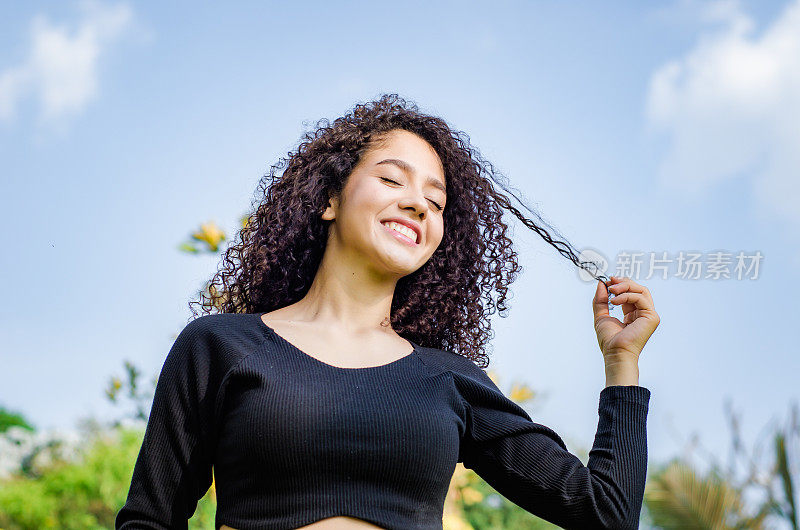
[375,158,446,194]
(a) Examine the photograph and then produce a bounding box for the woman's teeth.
[382,221,417,243]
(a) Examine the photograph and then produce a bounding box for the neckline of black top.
[255,312,420,371]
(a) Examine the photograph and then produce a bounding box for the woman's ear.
[321,194,338,221]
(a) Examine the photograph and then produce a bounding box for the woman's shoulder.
[415,343,492,383]
[169,312,269,363]
[181,312,266,338]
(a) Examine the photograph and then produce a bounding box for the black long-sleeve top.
[115,312,651,529]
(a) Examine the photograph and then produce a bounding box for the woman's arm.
[456,363,650,530]
[604,353,640,387]
[115,318,218,530]
[455,276,659,529]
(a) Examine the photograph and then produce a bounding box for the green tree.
[0,426,142,529]
[644,399,799,529]
[0,405,35,434]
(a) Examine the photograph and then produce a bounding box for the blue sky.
[2,0,798,485]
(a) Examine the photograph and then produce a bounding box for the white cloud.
[0,0,134,124]
[646,0,800,228]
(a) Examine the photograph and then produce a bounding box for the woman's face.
[322,129,447,278]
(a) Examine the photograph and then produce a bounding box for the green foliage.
[775,429,799,530]
[0,405,35,433]
[644,399,799,529]
[189,488,217,530]
[104,360,156,425]
[645,458,750,528]
[454,466,561,529]
[0,425,217,529]
[0,426,140,529]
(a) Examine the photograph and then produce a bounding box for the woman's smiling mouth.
[381,221,419,246]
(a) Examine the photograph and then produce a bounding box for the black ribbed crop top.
[115,312,651,529]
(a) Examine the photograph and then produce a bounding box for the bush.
[0,423,218,530]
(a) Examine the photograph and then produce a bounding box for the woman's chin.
[376,251,421,276]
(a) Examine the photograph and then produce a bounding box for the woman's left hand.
[592,276,660,360]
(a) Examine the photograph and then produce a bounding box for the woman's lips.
[381,222,418,246]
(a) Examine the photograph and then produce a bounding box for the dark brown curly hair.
[189,93,609,368]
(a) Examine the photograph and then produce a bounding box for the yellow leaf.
[210,470,217,502]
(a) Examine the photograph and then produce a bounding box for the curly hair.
[189,93,609,368]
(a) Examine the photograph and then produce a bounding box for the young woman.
[116,94,659,530]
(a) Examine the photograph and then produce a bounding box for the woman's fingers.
[594,275,659,325]
[609,277,653,303]
[608,291,651,309]
[609,276,648,294]
[593,279,614,320]
[605,276,658,325]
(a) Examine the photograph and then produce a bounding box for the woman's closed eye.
[380,177,444,211]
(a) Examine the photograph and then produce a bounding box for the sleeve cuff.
[600,384,651,405]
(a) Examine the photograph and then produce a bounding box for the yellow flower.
[460,486,484,505]
[509,383,535,404]
[192,221,226,251]
[443,513,474,530]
